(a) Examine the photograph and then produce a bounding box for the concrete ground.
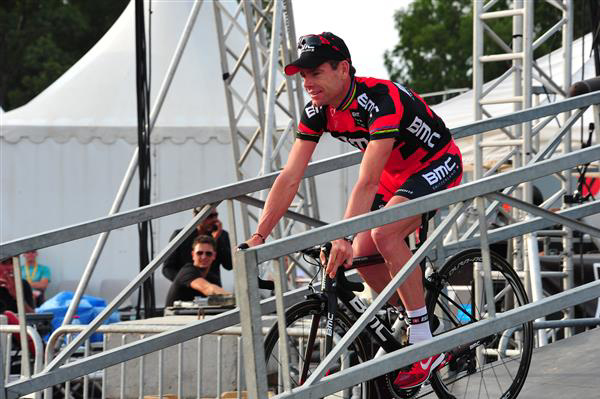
[517,327,600,398]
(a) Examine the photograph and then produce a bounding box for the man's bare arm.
[325,138,394,277]
[190,278,230,296]
[249,139,318,245]
[343,138,394,219]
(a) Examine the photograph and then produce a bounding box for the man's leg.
[352,231,402,307]
[370,196,446,389]
[370,195,423,310]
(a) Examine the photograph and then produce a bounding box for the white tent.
[0,1,353,303]
[432,33,597,168]
[1,0,595,304]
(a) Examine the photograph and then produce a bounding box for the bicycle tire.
[264,298,372,398]
[425,249,534,399]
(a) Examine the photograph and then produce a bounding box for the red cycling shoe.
[394,352,448,389]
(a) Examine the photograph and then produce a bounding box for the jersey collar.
[336,77,356,111]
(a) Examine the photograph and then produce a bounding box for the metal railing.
[1,90,598,259]
[1,90,599,398]
[42,323,277,399]
[0,322,44,399]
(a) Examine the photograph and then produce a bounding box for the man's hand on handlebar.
[321,238,353,279]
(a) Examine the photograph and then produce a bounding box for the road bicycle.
[263,245,534,398]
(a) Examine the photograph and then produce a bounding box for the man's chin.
[311,98,326,107]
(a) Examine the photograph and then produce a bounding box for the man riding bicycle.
[243,32,463,389]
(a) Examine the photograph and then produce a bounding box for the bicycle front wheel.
[264,298,372,398]
[426,249,534,399]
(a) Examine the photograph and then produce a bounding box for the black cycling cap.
[284,32,353,75]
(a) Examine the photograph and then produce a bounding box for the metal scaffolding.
[212,0,320,245]
[1,91,599,399]
[2,1,600,398]
[472,0,581,343]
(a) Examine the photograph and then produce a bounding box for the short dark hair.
[192,235,216,251]
[327,60,356,77]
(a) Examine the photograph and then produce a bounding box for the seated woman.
[0,258,35,313]
[21,250,51,306]
[165,235,231,307]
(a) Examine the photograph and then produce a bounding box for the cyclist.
[243,32,463,389]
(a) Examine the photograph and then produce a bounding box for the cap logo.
[299,43,316,53]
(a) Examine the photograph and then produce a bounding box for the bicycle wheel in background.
[425,249,534,399]
[263,298,372,398]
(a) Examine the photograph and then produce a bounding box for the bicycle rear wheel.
[425,249,534,399]
[263,298,372,398]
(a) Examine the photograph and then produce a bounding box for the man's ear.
[342,60,350,77]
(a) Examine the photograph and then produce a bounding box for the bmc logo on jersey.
[407,116,441,148]
[338,136,369,151]
[423,157,457,186]
[305,105,320,118]
[357,93,380,113]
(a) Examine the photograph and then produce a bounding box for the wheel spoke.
[426,250,533,399]
[263,300,370,397]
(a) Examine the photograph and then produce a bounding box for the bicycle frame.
[319,254,404,357]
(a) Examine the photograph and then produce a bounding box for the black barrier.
[569,77,600,97]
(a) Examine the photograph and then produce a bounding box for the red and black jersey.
[296,76,458,186]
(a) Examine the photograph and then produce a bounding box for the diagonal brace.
[487,192,600,238]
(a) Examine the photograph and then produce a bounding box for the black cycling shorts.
[371,152,462,211]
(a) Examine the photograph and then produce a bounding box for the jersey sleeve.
[175,265,203,288]
[295,101,326,143]
[366,83,404,141]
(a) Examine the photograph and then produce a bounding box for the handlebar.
[237,242,364,293]
[301,243,364,293]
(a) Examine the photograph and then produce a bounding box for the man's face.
[300,61,348,107]
[198,212,219,233]
[191,243,216,269]
[24,251,37,263]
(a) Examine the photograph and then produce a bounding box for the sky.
[292,0,413,79]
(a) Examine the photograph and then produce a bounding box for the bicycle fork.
[299,270,338,384]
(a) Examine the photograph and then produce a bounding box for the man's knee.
[371,225,395,251]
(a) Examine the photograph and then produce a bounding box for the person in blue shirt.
[21,250,51,306]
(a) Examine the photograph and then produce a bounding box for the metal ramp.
[419,327,600,398]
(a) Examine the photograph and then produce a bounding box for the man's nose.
[303,77,313,90]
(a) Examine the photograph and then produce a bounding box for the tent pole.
[61,1,204,327]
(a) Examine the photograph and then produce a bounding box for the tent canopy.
[1,1,255,145]
[431,33,596,167]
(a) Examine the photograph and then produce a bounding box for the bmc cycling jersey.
[297,76,462,201]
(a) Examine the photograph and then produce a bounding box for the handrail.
[2,90,599,259]
[272,281,600,398]
[1,82,599,399]
[2,285,310,396]
[250,145,600,264]
[0,325,45,379]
